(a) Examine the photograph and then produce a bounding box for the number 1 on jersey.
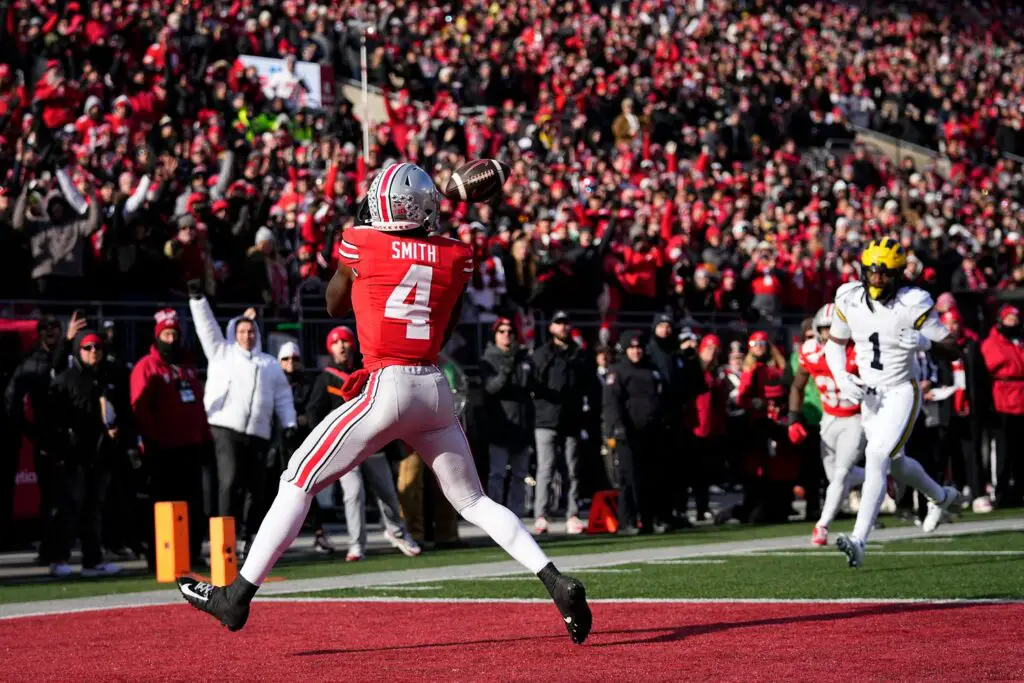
[385,264,433,340]
[868,332,884,370]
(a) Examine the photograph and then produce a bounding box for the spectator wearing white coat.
[188,286,297,549]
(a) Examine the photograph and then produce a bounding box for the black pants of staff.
[46,460,112,568]
[148,441,215,566]
[992,413,1024,508]
[211,427,270,543]
[615,431,656,531]
[945,415,984,502]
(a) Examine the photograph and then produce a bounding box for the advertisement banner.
[238,55,336,110]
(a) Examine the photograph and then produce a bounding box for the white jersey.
[829,282,948,388]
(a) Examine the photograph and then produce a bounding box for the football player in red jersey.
[788,304,867,546]
[178,163,592,644]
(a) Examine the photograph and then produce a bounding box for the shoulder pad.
[897,285,933,309]
[834,281,864,304]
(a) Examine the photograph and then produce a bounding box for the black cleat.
[551,575,593,644]
[177,577,250,631]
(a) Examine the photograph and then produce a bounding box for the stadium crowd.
[1,0,1024,574]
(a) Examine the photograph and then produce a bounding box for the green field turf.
[2,510,1021,605]
[281,531,1024,602]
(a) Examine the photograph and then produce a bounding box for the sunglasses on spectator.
[81,344,102,352]
[495,328,513,335]
[281,356,300,361]
[750,341,768,347]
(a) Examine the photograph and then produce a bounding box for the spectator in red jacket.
[130,308,213,569]
[32,61,82,130]
[687,334,728,520]
[980,305,1024,508]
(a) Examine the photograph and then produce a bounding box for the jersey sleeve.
[829,282,858,340]
[337,228,365,268]
[905,289,948,342]
[455,243,474,289]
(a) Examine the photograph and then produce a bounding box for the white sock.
[458,495,551,573]
[818,469,852,529]
[852,456,889,543]
[239,481,312,586]
[889,455,944,502]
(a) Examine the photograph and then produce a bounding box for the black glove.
[187,279,203,300]
[284,427,301,448]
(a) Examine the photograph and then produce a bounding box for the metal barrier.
[1,298,811,375]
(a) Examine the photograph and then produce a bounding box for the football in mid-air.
[443,159,511,202]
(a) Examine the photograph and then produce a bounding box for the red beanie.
[154,308,180,338]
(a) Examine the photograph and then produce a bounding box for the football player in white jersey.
[826,238,962,567]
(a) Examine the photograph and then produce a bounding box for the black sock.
[226,575,259,605]
[537,562,561,595]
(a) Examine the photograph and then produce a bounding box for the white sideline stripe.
[647,560,728,565]
[5,597,1023,619]
[2,517,1021,620]
[362,585,441,591]
[254,597,1024,606]
[745,551,1024,557]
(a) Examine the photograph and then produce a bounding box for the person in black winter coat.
[530,311,591,534]
[480,317,534,517]
[602,329,671,534]
[44,329,135,577]
[645,315,704,528]
[3,313,78,565]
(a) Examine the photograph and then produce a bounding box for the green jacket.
[790,350,822,426]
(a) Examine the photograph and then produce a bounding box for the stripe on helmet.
[376,163,403,222]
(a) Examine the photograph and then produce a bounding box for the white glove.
[898,328,931,350]
[835,372,866,402]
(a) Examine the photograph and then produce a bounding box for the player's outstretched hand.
[835,372,866,402]
[897,328,930,350]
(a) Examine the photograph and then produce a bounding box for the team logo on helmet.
[367,163,441,232]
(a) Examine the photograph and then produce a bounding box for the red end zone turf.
[2,601,1022,681]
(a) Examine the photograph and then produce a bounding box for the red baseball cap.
[749,331,770,346]
[326,325,355,351]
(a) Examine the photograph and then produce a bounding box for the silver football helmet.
[366,162,440,231]
[812,303,835,343]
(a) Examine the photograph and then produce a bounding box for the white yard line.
[1,517,1021,620]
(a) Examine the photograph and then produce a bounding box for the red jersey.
[337,226,473,370]
[798,337,860,418]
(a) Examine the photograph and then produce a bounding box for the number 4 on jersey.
[385,264,433,340]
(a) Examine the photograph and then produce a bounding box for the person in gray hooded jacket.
[189,290,297,548]
[13,170,101,299]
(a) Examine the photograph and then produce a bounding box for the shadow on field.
[290,602,997,656]
[590,601,988,647]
